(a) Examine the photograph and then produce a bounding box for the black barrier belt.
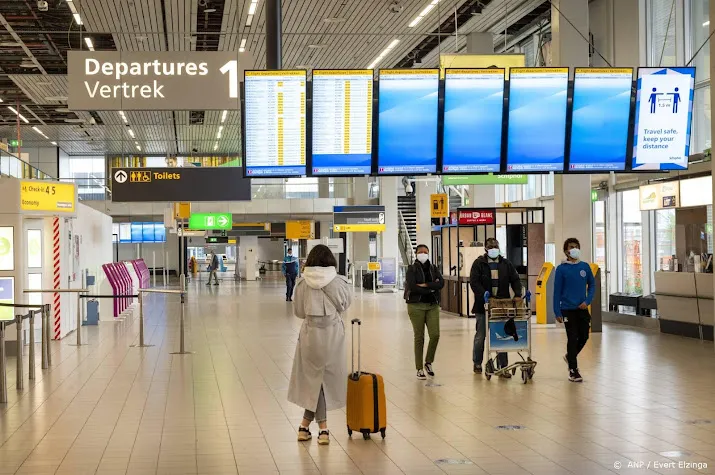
[0,303,47,309]
[79,294,139,299]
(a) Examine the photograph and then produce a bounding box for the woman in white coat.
[288,244,352,445]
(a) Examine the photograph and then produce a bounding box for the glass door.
[593,199,608,308]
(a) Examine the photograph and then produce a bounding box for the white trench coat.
[287,266,352,412]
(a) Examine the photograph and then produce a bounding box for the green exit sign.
[10,140,22,147]
[591,190,598,202]
[188,213,232,230]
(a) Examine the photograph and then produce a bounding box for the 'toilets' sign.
[68,51,253,110]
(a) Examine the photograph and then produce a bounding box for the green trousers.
[407,302,441,370]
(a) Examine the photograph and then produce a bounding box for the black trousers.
[285,274,296,299]
[562,308,591,371]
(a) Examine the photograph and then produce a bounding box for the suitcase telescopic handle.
[351,318,361,376]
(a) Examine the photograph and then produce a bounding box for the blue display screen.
[311,70,374,175]
[141,223,155,242]
[632,67,696,171]
[244,70,307,177]
[377,69,439,175]
[442,69,504,173]
[506,68,569,172]
[130,223,143,243]
[153,224,166,243]
[568,68,633,171]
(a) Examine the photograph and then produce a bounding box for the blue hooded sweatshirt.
[553,260,595,317]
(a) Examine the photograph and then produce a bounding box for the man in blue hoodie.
[282,248,300,302]
[553,237,595,383]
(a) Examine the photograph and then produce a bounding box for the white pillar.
[379,177,399,261]
[415,180,436,247]
[239,236,258,281]
[551,0,592,261]
[709,8,715,337]
[352,177,371,263]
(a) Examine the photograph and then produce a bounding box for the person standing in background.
[282,248,300,301]
[553,238,595,383]
[207,251,219,286]
[404,244,444,380]
[470,238,522,377]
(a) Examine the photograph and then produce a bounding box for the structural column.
[379,177,399,262]
[709,1,715,339]
[551,0,593,261]
[265,0,282,69]
[351,177,371,264]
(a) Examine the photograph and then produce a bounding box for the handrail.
[397,210,416,265]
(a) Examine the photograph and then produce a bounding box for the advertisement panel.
[0,227,14,271]
[632,67,696,171]
[639,181,680,210]
[377,257,397,286]
[0,277,14,321]
[458,209,496,225]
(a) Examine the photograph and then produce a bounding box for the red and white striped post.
[52,217,61,340]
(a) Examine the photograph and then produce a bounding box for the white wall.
[257,238,285,262]
[22,147,58,178]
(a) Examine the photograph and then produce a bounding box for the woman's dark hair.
[305,244,337,267]
[563,237,581,253]
[416,244,429,253]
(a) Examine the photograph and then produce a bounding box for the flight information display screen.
[632,67,695,171]
[244,70,306,176]
[377,69,439,175]
[506,68,569,172]
[568,68,633,172]
[311,70,373,175]
[442,68,504,173]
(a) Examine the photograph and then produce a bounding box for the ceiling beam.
[0,12,49,75]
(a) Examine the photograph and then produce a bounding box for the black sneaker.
[569,369,583,382]
[424,363,435,377]
[416,369,427,380]
[473,365,482,374]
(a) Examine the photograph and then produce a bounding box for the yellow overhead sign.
[174,202,191,219]
[439,54,525,78]
[20,181,76,213]
[367,262,381,271]
[286,220,314,239]
[333,224,386,233]
[431,193,449,218]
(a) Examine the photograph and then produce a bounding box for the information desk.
[654,272,713,341]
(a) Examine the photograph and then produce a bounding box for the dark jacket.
[209,254,219,271]
[469,254,522,314]
[404,260,444,304]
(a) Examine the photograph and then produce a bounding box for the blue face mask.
[568,248,581,260]
[487,248,500,259]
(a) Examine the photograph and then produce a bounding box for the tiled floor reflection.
[1,279,714,474]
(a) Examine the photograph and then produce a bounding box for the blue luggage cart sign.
[489,320,529,351]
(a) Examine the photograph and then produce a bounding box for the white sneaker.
[416,369,427,380]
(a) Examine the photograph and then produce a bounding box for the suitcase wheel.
[348,427,352,437]
[362,431,371,440]
[380,429,386,439]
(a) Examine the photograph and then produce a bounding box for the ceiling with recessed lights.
[0,0,549,156]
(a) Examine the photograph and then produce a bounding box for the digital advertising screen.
[311,70,373,175]
[442,68,504,173]
[632,67,695,171]
[153,224,166,243]
[506,68,569,172]
[244,70,307,177]
[377,69,439,175]
[568,68,633,172]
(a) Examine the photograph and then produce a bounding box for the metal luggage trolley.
[483,291,537,384]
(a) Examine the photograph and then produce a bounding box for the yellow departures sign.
[20,181,76,213]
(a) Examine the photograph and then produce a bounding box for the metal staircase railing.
[398,210,416,266]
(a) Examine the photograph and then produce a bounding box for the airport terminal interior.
[1,0,715,473]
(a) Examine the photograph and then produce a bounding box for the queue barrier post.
[24,290,89,347]
[0,322,6,404]
[15,314,23,391]
[41,304,48,369]
[28,311,36,381]
[130,290,154,348]
[44,304,51,367]
[170,275,192,355]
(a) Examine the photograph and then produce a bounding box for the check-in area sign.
[111,167,251,202]
[189,213,232,231]
[68,51,253,110]
[20,181,76,213]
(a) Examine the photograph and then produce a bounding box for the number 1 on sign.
[220,60,239,99]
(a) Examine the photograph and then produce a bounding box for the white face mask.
[568,248,581,260]
[487,248,500,259]
[416,253,429,264]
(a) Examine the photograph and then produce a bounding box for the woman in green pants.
[404,244,444,380]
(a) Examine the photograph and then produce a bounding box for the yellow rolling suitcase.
[346,318,387,439]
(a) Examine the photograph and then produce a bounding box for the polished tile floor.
[1,279,714,474]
